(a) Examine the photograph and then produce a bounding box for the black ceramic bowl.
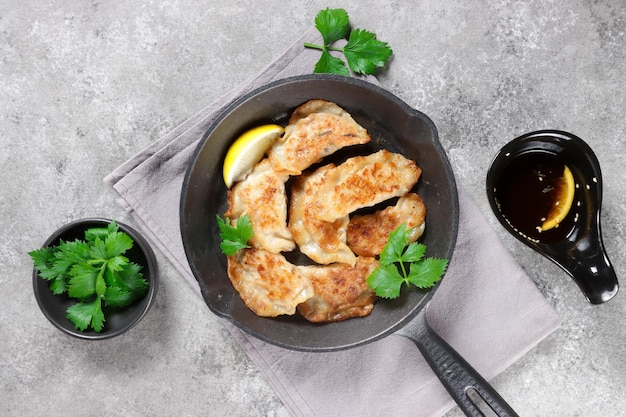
[32,218,159,339]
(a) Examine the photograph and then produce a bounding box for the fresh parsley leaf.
[95,271,107,299]
[366,264,405,299]
[314,49,350,76]
[29,245,72,294]
[102,262,147,307]
[28,247,54,272]
[29,221,150,333]
[66,298,105,332]
[315,7,349,45]
[366,224,448,299]
[115,262,149,295]
[51,254,78,278]
[68,262,100,299]
[107,255,128,272]
[103,286,135,308]
[85,225,110,243]
[28,247,60,283]
[56,239,91,265]
[216,214,254,256]
[89,238,109,261]
[304,8,393,76]
[105,229,134,258]
[408,257,449,289]
[48,278,69,296]
[400,240,426,264]
[343,29,393,75]
[379,224,410,265]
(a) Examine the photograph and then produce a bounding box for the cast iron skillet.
[181,74,517,416]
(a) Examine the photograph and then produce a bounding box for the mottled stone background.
[1,1,624,416]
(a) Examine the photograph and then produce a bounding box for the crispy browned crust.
[227,248,313,317]
[309,150,422,222]
[347,193,426,257]
[288,164,356,266]
[268,100,371,175]
[296,257,379,323]
[225,159,295,253]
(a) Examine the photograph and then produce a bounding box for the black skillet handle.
[397,307,519,417]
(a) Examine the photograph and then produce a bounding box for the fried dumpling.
[225,158,295,253]
[347,193,426,257]
[289,164,356,266]
[296,256,379,323]
[227,248,314,317]
[287,99,359,124]
[309,149,422,222]
[268,100,371,175]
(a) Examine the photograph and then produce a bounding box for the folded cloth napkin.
[105,27,561,417]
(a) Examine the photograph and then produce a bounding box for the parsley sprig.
[366,224,448,299]
[29,221,149,332]
[304,8,393,76]
[216,214,254,256]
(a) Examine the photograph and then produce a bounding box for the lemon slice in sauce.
[540,165,575,232]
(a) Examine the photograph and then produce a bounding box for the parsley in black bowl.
[30,218,158,340]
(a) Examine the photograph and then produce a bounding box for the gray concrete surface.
[1,1,625,416]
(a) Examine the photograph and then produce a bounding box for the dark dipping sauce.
[493,152,578,244]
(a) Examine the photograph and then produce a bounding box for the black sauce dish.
[32,218,159,339]
[486,130,618,304]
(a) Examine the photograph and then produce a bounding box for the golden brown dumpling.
[308,150,422,222]
[227,248,313,317]
[225,158,294,253]
[268,100,370,175]
[289,164,356,266]
[347,193,426,257]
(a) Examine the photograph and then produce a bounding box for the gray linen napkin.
[105,28,561,417]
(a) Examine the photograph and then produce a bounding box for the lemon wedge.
[222,124,284,188]
[540,165,575,231]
